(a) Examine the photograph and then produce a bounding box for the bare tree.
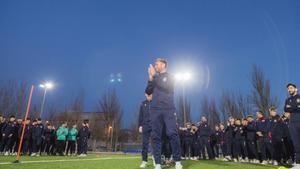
[251,65,279,116]
[200,95,210,121]
[98,88,122,151]
[200,96,220,128]
[208,99,220,128]
[236,92,253,118]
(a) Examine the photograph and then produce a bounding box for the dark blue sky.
[0,0,299,127]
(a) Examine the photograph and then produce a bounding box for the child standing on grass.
[66,124,78,156]
[56,122,68,156]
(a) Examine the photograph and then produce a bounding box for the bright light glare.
[175,72,192,82]
[40,82,54,89]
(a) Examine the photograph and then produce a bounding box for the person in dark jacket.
[1,115,16,155]
[282,112,295,165]
[256,111,273,165]
[246,115,259,163]
[13,119,22,155]
[77,120,90,157]
[219,123,226,158]
[138,93,152,168]
[145,58,182,169]
[183,122,194,159]
[44,123,56,155]
[31,119,44,156]
[232,119,244,162]
[18,118,31,155]
[223,117,235,161]
[197,116,213,160]
[284,83,300,169]
[212,124,221,159]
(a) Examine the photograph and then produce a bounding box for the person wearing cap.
[138,93,152,168]
[145,58,182,169]
[284,83,300,169]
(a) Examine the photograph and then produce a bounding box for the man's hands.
[139,126,143,133]
[148,64,155,81]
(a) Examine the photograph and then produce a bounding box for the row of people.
[179,108,294,166]
[139,80,300,169]
[0,116,91,157]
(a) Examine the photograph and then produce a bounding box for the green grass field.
[0,154,281,169]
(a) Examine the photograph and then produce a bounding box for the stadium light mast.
[39,81,54,118]
[175,72,192,125]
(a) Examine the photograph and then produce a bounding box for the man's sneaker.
[4,152,9,156]
[291,163,300,169]
[175,162,183,169]
[262,161,268,165]
[154,164,161,169]
[273,161,279,166]
[139,161,147,169]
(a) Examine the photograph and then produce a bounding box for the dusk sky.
[0,0,299,127]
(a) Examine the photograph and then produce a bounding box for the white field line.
[0,156,140,165]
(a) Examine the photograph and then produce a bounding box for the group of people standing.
[138,58,300,169]
[0,117,91,157]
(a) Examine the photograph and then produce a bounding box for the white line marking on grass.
[0,156,140,165]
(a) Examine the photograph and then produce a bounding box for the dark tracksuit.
[270,117,284,163]
[13,123,22,153]
[0,121,5,148]
[18,124,31,155]
[225,124,234,157]
[0,121,17,153]
[210,131,218,158]
[197,122,213,159]
[284,94,300,163]
[78,126,90,155]
[246,121,258,160]
[183,128,194,158]
[282,118,295,162]
[219,130,226,157]
[233,125,245,159]
[44,127,55,155]
[256,118,273,161]
[162,124,172,160]
[179,129,186,157]
[145,72,181,164]
[192,130,199,158]
[138,100,152,162]
[31,124,44,154]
